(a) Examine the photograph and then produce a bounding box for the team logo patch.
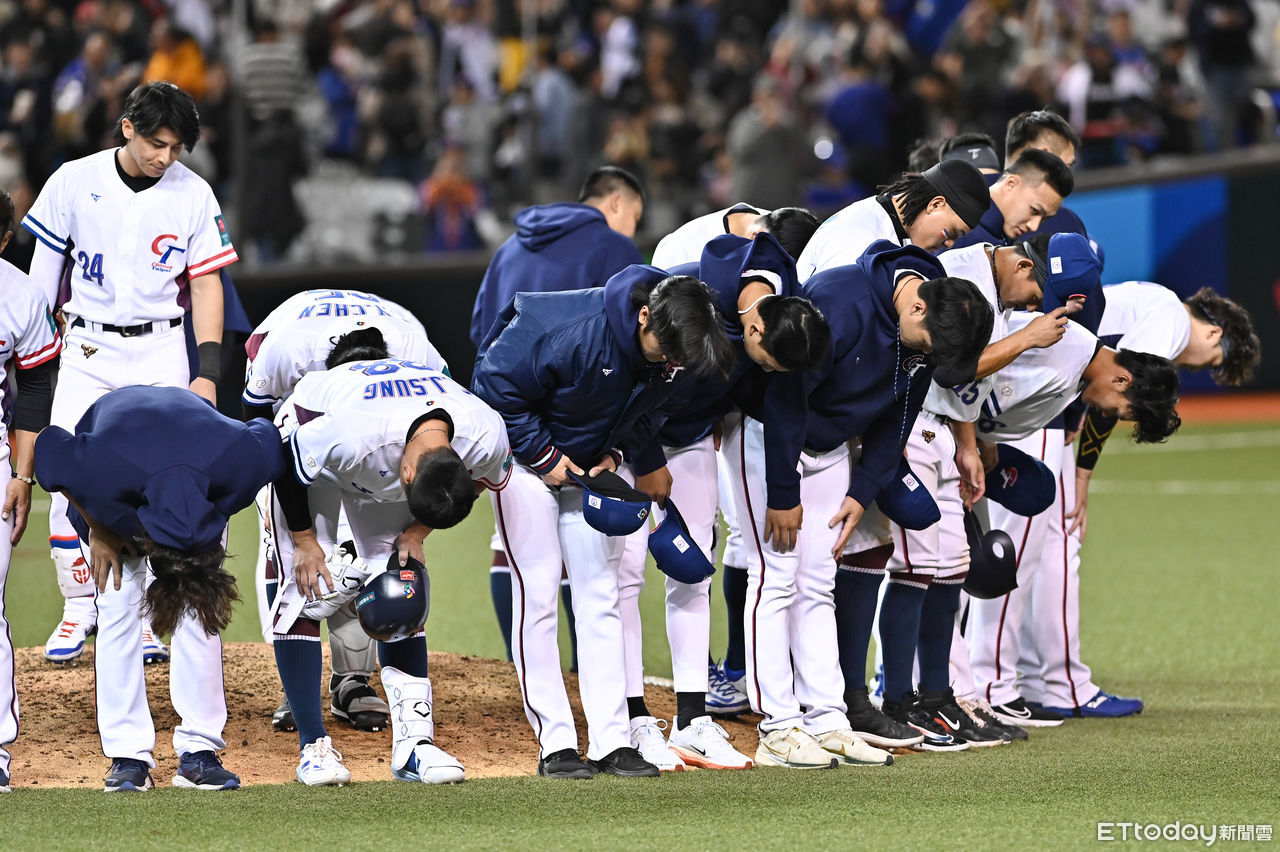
[150,234,186,272]
[356,592,376,608]
[660,363,685,382]
[402,583,416,599]
[400,570,416,581]
[81,344,98,358]
[71,557,91,585]
[90,193,102,202]
[922,430,936,443]
[215,215,231,246]
[636,507,649,521]
[1000,466,1018,489]
[902,354,926,376]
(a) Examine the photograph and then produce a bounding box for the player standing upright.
[23,82,236,664]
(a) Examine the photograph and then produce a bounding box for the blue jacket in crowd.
[469,202,642,347]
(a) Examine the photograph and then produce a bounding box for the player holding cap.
[472,266,733,779]
[23,81,236,665]
[270,357,511,786]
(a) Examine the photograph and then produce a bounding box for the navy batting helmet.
[354,556,430,642]
[985,443,1056,516]
[877,457,941,530]
[568,470,651,536]
[962,510,1018,600]
[648,500,715,585]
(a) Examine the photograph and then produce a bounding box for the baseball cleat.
[917,689,1010,747]
[881,695,970,752]
[628,716,686,771]
[272,696,296,732]
[297,736,351,786]
[987,697,1065,727]
[846,686,925,749]
[393,741,465,785]
[668,716,754,770]
[1,768,10,793]
[589,746,660,778]
[330,674,390,731]
[44,596,97,663]
[754,728,840,769]
[537,749,597,780]
[1040,690,1144,719]
[141,626,169,664]
[815,728,894,766]
[705,661,751,715]
[173,751,241,790]
[103,758,154,792]
[958,696,1028,741]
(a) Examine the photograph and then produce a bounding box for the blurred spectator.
[727,77,813,210]
[420,145,485,251]
[440,0,499,103]
[312,33,362,160]
[141,17,206,100]
[442,75,500,183]
[531,45,575,184]
[0,34,53,184]
[937,0,1016,138]
[1188,0,1257,150]
[238,19,307,126]
[826,48,894,190]
[244,109,308,263]
[1057,31,1154,166]
[598,0,642,101]
[369,39,431,183]
[1154,36,1210,154]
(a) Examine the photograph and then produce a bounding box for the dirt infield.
[1177,392,1280,423]
[8,644,761,789]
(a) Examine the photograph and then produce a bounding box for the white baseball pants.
[0,444,19,779]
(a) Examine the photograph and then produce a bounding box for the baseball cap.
[940,142,1001,173]
[877,457,941,530]
[567,470,651,536]
[962,509,1018,599]
[984,443,1056,516]
[922,160,991,230]
[1024,232,1102,310]
[648,500,715,584]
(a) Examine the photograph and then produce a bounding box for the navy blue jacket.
[952,200,1009,248]
[469,203,642,347]
[34,386,286,552]
[740,241,943,509]
[472,265,692,477]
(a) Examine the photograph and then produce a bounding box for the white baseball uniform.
[650,203,768,269]
[794,196,903,283]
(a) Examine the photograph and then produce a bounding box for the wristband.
[197,341,222,383]
[12,473,35,485]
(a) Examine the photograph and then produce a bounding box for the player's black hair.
[757,296,830,372]
[1005,109,1081,161]
[1185,286,1261,386]
[919,276,995,373]
[907,138,941,173]
[1003,148,1074,198]
[639,274,735,378]
[579,165,645,204]
[406,446,478,530]
[939,132,997,157]
[0,187,13,236]
[756,207,820,260]
[140,539,239,636]
[326,326,391,369]
[120,81,201,152]
[1116,349,1182,443]
[879,172,941,228]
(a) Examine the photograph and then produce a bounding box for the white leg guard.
[383,666,464,784]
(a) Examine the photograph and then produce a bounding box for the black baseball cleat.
[961,697,1029,741]
[589,746,661,777]
[881,694,970,752]
[330,674,391,732]
[845,687,925,749]
[271,697,296,733]
[537,748,597,780]
[988,697,1064,728]
[917,688,1010,747]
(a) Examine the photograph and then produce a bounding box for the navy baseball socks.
[833,560,884,695]
[721,565,747,672]
[274,635,327,749]
[878,578,928,703]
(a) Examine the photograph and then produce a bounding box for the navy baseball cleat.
[173,751,241,791]
[536,748,597,780]
[1040,690,1144,719]
[988,697,1065,727]
[589,746,661,778]
[103,758,154,792]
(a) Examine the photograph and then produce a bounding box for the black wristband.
[197,341,222,383]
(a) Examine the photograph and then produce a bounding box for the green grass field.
[3,421,1278,849]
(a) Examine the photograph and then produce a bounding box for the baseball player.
[1004,109,1087,237]
[951,149,1076,248]
[614,232,829,771]
[473,266,734,779]
[242,288,448,733]
[0,190,62,793]
[33,386,287,792]
[651,204,818,269]
[23,82,236,664]
[967,312,1183,725]
[471,166,645,668]
[269,357,510,786]
[1016,281,1261,718]
[724,240,993,768]
[795,159,991,281]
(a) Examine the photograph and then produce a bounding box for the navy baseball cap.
[877,457,941,531]
[962,509,1018,599]
[985,443,1056,516]
[940,141,1001,172]
[567,470,651,536]
[354,556,430,642]
[1024,232,1102,310]
[648,500,716,584]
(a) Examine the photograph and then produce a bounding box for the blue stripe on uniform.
[50,538,81,550]
[22,215,67,252]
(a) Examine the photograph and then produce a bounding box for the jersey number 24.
[77,251,104,286]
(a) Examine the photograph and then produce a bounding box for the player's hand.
[292,535,333,602]
[3,478,32,545]
[190,376,218,406]
[587,454,618,477]
[89,525,130,592]
[828,497,866,558]
[395,522,431,567]
[541,453,584,487]
[1021,307,1072,349]
[1066,466,1092,541]
[764,505,802,553]
[954,446,986,509]
[635,466,672,507]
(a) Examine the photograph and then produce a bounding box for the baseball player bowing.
[34,386,287,792]
[0,190,62,793]
[724,240,993,768]
[614,232,829,771]
[651,203,818,269]
[270,357,510,786]
[472,266,734,779]
[242,288,447,734]
[23,82,236,665]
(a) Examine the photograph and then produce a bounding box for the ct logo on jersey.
[660,363,685,382]
[151,234,186,272]
[902,354,927,376]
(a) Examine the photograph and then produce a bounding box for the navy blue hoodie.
[469,203,642,347]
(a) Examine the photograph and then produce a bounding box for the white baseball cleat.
[814,727,894,766]
[754,728,839,769]
[141,625,169,664]
[297,736,351,787]
[629,716,686,771]
[383,666,466,784]
[44,596,97,663]
[668,716,754,770]
[393,742,465,785]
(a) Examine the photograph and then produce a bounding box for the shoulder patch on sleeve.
[215,215,230,246]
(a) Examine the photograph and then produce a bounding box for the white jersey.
[795,196,902,282]
[925,243,1009,423]
[243,289,446,407]
[22,149,237,323]
[278,358,512,501]
[0,259,63,427]
[1097,281,1189,360]
[651,203,767,269]
[976,313,1100,443]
